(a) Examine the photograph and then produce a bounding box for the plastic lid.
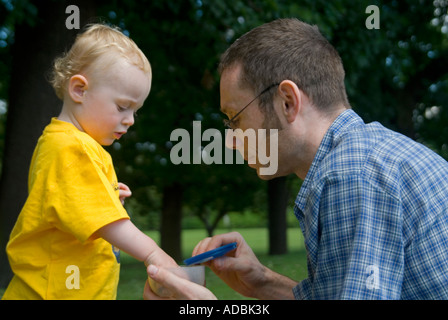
[183,242,237,266]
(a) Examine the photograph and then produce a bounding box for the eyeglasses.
[223,83,280,129]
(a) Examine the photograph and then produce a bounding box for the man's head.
[219,18,349,118]
[220,19,349,179]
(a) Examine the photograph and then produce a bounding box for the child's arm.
[95,219,177,268]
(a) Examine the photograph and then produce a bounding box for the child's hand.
[118,182,132,204]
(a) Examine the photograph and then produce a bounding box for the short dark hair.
[219,18,350,113]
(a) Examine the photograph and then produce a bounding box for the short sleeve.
[45,139,129,243]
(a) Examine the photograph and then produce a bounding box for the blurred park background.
[0,0,447,299]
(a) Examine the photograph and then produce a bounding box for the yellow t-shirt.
[2,118,129,300]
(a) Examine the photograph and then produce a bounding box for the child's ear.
[68,75,88,103]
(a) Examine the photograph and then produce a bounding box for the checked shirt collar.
[294,109,364,216]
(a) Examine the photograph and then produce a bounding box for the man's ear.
[68,75,88,103]
[278,80,301,123]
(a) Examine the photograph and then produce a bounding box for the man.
[144,18,448,300]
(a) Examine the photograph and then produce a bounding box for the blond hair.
[50,23,151,100]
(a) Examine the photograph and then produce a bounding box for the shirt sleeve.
[294,174,404,299]
[45,140,129,243]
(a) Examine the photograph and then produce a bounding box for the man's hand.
[144,265,217,300]
[193,232,298,300]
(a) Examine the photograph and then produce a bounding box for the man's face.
[220,65,280,179]
[77,59,151,146]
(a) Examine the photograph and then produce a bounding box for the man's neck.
[293,106,347,180]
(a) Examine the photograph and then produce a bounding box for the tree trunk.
[160,182,183,262]
[267,176,289,255]
[0,0,95,288]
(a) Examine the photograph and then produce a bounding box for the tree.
[105,0,448,259]
[267,177,289,255]
[1,0,447,288]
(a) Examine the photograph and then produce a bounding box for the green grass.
[0,227,307,300]
[117,227,308,300]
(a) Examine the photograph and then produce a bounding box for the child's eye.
[117,105,126,112]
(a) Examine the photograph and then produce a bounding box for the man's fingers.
[146,265,217,300]
[192,237,212,256]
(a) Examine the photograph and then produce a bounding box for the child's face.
[77,59,151,146]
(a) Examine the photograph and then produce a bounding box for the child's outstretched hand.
[118,182,132,204]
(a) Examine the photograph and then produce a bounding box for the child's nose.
[123,113,135,126]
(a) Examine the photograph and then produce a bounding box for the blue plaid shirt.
[293,109,448,299]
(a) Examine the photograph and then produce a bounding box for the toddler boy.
[2,24,177,299]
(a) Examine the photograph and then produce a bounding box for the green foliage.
[103,0,291,230]
[1,0,447,232]
[1,0,447,295]
[100,0,448,231]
